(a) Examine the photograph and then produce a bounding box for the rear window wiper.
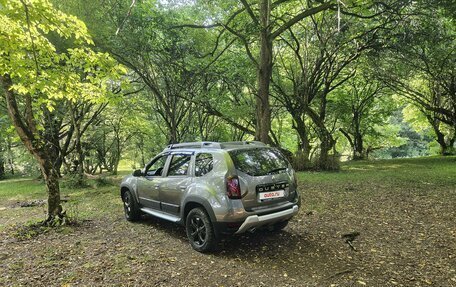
[266,167,287,175]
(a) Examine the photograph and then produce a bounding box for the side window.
[167,154,191,176]
[146,156,167,176]
[195,153,213,177]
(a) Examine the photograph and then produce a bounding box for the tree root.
[41,210,68,227]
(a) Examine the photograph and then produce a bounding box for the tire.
[185,207,217,252]
[122,190,141,222]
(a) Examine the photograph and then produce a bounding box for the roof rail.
[220,141,266,147]
[162,141,267,152]
[164,142,222,151]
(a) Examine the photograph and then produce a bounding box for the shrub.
[311,153,341,171]
[61,174,88,189]
[93,175,111,188]
[292,150,312,171]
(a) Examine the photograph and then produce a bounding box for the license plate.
[259,190,285,200]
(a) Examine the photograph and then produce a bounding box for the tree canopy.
[1,0,455,220]
[0,0,126,223]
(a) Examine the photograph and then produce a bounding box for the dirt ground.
[1,161,455,286]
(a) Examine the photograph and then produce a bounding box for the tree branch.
[271,1,335,39]
[271,0,293,10]
[170,23,222,29]
[240,0,259,25]
[222,24,258,66]
[116,0,136,36]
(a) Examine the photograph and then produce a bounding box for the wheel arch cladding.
[182,197,217,223]
[120,186,129,197]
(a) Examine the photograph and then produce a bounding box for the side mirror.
[132,169,143,177]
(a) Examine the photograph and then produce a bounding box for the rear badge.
[256,182,289,201]
[259,190,285,200]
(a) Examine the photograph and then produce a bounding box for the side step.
[140,207,181,223]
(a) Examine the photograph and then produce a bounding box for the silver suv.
[120,141,301,252]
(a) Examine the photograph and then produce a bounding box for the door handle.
[179,185,186,191]
[154,184,160,190]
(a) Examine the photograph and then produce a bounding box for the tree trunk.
[140,145,146,167]
[304,106,338,170]
[0,155,5,179]
[292,115,311,170]
[40,158,63,220]
[256,0,273,144]
[352,113,365,160]
[341,128,366,160]
[70,104,85,182]
[353,130,365,160]
[449,129,456,153]
[318,132,337,170]
[427,115,453,155]
[169,128,178,144]
[112,145,121,175]
[5,135,14,174]
[1,74,63,223]
[111,128,122,175]
[353,137,364,160]
[8,143,14,175]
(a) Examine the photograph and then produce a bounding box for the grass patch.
[0,156,455,286]
[0,175,120,231]
[298,155,456,188]
[296,156,456,215]
[0,178,45,201]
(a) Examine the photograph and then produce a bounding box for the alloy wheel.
[188,215,207,247]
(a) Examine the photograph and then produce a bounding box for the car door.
[137,154,169,210]
[159,152,193,216]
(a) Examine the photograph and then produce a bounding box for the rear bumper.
[235,204,299,234]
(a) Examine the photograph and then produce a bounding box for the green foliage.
[0,0,127,109]
[92,175,110,188]
[373,110,434,159]
[402,104,432,134]
[0,0,130,186]
[61,174,88,189]
[292,149,312,170]
[373,1,456,155]
[0,0,453,174]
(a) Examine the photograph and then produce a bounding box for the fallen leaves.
[1,158,456,286]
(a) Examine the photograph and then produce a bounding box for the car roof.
[162,141,268,153]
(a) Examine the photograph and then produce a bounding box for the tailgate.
[227,147,296,210]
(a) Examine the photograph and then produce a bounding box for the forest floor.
[0,156,455,287]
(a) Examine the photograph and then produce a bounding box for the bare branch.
[221,24,258,66]
[240,0,259,25]
[271,0,293,10]
[199,39,236,74]
[170,23,222,29]
[19,0,39,79]
[116,0,136,36]
[271,1,335,39]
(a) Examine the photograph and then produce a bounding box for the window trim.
[144,153,170,178]
[194,152,214,177]
[165,152,193,177]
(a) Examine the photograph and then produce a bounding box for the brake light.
[226,176,242,199]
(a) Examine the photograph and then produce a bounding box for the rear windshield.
[228,148,289,176]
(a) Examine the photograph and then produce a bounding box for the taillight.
[226,176,242,199]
